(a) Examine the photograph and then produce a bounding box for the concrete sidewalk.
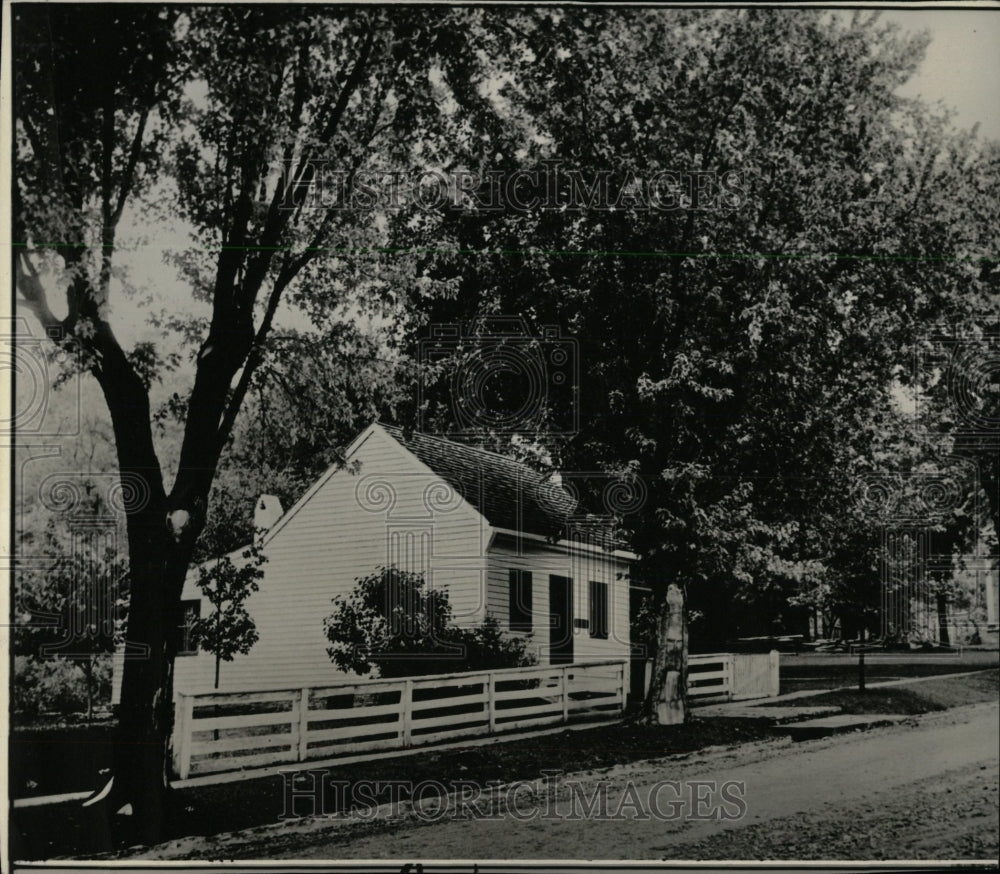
[695,701,841,721]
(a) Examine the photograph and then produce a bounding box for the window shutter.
[509,569,532,631]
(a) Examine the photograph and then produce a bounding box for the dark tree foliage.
[392,9,998,716]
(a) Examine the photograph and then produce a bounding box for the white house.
[113,423,635,701]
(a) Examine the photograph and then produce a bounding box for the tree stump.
[643,583,687,725]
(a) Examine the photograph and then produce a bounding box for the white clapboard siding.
[167,425,491,698]
[486,534,632,667]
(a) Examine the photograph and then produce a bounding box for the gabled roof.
[379,424,612,545]
[261,422,632,555]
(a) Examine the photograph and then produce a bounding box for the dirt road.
[129,700,998,861]
[267,701,998,861]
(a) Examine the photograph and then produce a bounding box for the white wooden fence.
[172,660,628,780]
[645,651,780,703]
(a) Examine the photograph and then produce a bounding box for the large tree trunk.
[641,583,687,725]
[106,532,196,845]
[83,320,236,846]
[105,434,235,841]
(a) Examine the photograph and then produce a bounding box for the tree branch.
[14,251,61,332]
[318,24,377,146]
[286,62,395,277]
[235,24,378,318]
[215,265,293,449]
[112,107,151,226]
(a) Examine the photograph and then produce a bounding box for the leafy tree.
[400,9,1000,721]
[189,541,266,689]
[14,3,189,830]
[324,567,534,678]
[14,5,513,836]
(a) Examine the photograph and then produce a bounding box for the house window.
[178,599,200,656]
[509,570,532,632]
[589,581,608,639]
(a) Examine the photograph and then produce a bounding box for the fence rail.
[645,651,780,703]
[172,659,628,779]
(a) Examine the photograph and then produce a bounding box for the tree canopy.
[405,9,1000,645]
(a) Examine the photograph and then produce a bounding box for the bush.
[13,655,112,720]
[324,567,536,678]
[15,656,85,718]
[451,615,534,673]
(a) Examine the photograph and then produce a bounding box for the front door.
[549,575,574,664]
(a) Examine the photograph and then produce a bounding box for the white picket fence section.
[646,651,780,703]
[172,660,628,779]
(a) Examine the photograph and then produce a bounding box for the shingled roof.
[380,424,618,546]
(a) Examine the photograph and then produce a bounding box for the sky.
[883,8,1000,140]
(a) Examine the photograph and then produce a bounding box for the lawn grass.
[9,720,117,799]
[763,669,998,715]
[779,655,999,693]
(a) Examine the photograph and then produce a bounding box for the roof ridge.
[372,422,617,544]
[378,422,554,477]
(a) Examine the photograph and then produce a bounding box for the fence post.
[170,694,183,779]
[175,694,194,780]
[726,655,736,700]
[298,687,310,762]
[487,672,496,734]
[402,679,413,747]
[769,649,780,697]
[619,660,628,712]
[561,666,569,723]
